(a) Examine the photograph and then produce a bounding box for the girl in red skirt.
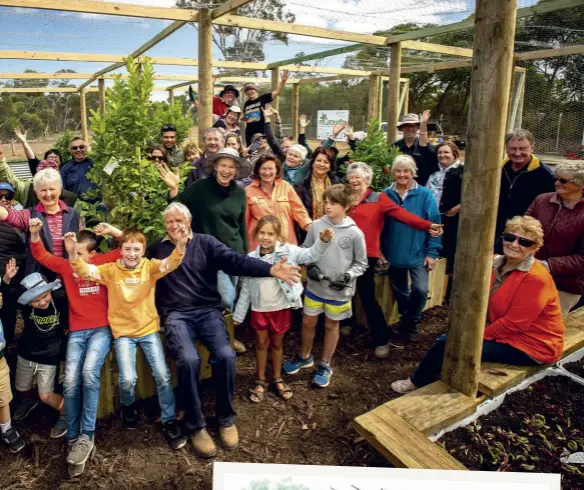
[233,215,333,402]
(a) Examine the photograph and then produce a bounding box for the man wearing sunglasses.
[60,138,97,200]
[160,125,186,168]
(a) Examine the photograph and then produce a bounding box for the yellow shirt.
[70,248,185,339]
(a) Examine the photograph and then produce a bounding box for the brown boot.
[190,429,217,458]
[232,339,247,354]
[219,424,239,450]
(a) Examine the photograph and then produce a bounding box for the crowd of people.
[0,78,582,477]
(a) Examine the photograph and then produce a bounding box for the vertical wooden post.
[271,67,280,112]
[398,80,408,117]
[198,8,214,147]
[98,78,106,115]
[80,88,89,143]
[367,74,380,121]
[403,79,410,114]
[441,0,518,398]
[386,43,402,144]
[377,77,384,122]
[291,83,300,141]
[168,89,175,106]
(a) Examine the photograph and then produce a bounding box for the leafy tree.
[52,129,75,163]
[18,113,44,139]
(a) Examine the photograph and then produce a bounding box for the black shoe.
[13,398,38,422]
[120,405,139,429]
[2,427,26,453]
[163,420,187,450]
[397,319,418,341]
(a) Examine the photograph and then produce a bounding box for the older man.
[149,202,300,458]
[186,128,225,187]
[60,137,96,199]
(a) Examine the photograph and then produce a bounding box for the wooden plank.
[0,73,206,81]
[98,78,105,114]
[271,67,280,112]
[399,60,472,74]
[212,0,254,19]
[478,362,545,397]
[561,307,584,357]
[268,44,365,69]
[402,40,473,58]
[386,43,401,144]
[79,88,88,142]
[0,87,78,92]
[168,89,175,106]
[291,83,299,141]
[516,44,584,62]
[367,74,380,121]
[198,8,214,145]
[353,408,467,470]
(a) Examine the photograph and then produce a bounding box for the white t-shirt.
[253,277,290,312]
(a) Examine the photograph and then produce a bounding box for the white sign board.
[317,110,350,141]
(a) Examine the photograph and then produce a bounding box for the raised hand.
[270,256,301,286]
[281,70,290,83]
[319,228,334,243]
[3,257,18,283]
[157,161,180,190]
[429,223,444,237]
[62,232,78,256]
[175,223,190,251]
[28,218,42,236]
[420,109,431,126]
[345,125,355,139]
[262,106,274,120]
[332,121,348,139]
[299,114,311,129]
[13,127,27,143]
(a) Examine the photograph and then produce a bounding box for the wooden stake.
[441,0,518,398]
[271,67,280,112]
[80,88,89,143]
[98,78,106,114]
[168,89,175,106]
[386,43,401,144]
[198,8,213,147]
[367,74,380,121]
[291,83,299,141]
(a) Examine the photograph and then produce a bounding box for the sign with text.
[317,110,349,141]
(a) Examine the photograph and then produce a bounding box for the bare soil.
[563,358,584,380]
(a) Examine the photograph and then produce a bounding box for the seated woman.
[526,160,584,314]
[391,216,565,393]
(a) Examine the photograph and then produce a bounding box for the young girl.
[233,215,333,402]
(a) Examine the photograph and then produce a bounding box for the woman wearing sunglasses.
[148,145,169,165]
[526,161,584,314]
[391,215,564,393]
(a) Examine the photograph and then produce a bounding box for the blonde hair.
[554,160,584,187]
[347,162,373,185]
[504,216,544,250]
[391,154,418,178]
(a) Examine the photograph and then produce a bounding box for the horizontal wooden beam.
[0,72,205,81]
[0,87,78,93]
[299,75,408,84]
[267,44,365,69]
[399,60,472,74]
[402,40,472,58]
[211,0,254,19]
[515,44,584,61]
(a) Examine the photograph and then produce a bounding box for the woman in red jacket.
[526,160,584,314]
[391,215,564,393]
[345,162,443,359]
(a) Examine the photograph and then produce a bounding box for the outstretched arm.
[271,70,290,100]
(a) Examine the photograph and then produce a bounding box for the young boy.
[65,227,189,451]
[1,259,68,438]
[29,218,122,476]
[284,184,368,388]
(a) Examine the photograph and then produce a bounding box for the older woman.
[382,155,442,341]
[245,154,312,250]
[214,106,242,135]
[347,162,443,358]
[526,161,584,314]
[391,216,565,393]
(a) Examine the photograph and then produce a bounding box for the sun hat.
[204,147,252,179]
[397,113,421,128]
[226,106,242,114]
[17,272,61,306]
[219,84,240,98]
[250,133,266,146]
[243,83,258,94]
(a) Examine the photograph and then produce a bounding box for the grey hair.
[554,160,584,187]
[391,154,418,177]
[163,202,192,221]
[505,129,535,146]
[33,168,62,192]
[203,127,225,141]
[347,162,373,185]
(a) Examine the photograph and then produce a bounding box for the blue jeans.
[217,271,238,311]
[411,334,538,388]
[114,332,176,424]
[389,264,429,324]
[163,308,236,431]
[63,327,112,441]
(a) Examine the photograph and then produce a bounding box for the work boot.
[190,428,217,458]
[219,424,239,450]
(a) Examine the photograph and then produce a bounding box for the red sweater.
[484,260,564,364]
[348,189,432,258]
[31,240,121,331]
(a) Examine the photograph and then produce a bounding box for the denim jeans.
[63,327,112,440]
[411,334,538,388]
[389,263,429,324]
[217,271,238,311]
[163,308,236,431]
[114,332,176,424]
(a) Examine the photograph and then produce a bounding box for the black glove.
[328,273,351,291]
[307,264,323,282]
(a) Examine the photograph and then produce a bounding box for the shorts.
[303,290,352,321]
[0,357,13,407]
[15,356,57,394]
[250,309,292,335]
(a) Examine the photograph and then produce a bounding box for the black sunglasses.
[503,232,536,248]
[555,177,572,185]
[162,125,176,132]
[71,145,86,151]
[0,192,14,201]
[148,155,167,162]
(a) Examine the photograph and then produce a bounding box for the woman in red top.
[391,215,565,393]
[345,162,443,359]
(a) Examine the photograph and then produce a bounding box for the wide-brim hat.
[204,147,252,180]
[397,113,421,128]
[17,272,61,305]
[219,84,240,98]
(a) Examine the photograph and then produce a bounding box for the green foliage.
[81,56,192,244]
[349,119,400,191]
[52,129,74,163]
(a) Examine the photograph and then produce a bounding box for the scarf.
[311,174,331,220]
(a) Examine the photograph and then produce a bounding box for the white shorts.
[15,356,57,394]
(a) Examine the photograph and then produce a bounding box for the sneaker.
[374,344,391,359]
[339,326,352,336]
[312,364,333,388]
[67,434,95,465]
[120,405,139,429]
[163,420,187,450]
[232,339,247,354]
[283,354,314,375]
[68,461,86,478]
[391,378,417,394]
[219,424,238,450]
[50,418,68,439]
[2,427,25,453]
[190,428,217,458]
[13,398,38,422]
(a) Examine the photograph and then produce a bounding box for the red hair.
[119,229,147,248]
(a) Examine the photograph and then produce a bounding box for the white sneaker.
[391,378,417,394]
[374,344,390,359]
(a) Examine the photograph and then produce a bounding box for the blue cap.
[0,182,15,193]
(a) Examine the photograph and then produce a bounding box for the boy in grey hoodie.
[283,184,367,387]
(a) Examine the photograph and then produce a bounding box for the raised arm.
[150,224,188,279]
[418,110,431,148]
[0,207,32,230]
[0,152,31,205]
[298,115,313,156]
[66,233,109,284]
[14,128,36,161]
[262,115,285,162]
[29,218,68,273]
[271,70,290,100]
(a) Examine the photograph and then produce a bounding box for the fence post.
[198,8,214,147]
[291,83,299,141]
[386,43,402,144]
[80,88,89,143]
[367,74,380,121]
[168,89,175,106]
[98,78,106,115]
[271,67,280,112]
[441,0,518,398]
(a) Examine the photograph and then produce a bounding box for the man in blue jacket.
[60,137,97,199]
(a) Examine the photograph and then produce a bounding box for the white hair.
[203,127,225,142]
[555,161,584,187]
[33,168,62,192]
[287,144,308,161]
[391,154,418,178]
[163,202,192,221]
[346,161,373,186]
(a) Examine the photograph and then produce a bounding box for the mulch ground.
[563,358,584,380]
[0,307,451,490]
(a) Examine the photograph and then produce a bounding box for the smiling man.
[186,128,226,187]
[160,125,186,168]
[60,137,97,200]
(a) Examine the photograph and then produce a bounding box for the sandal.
[248,380,267,403]
[273,378,293,401]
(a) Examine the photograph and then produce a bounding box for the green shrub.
[52,129,74,163]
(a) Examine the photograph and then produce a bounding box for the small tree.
[348,119,400,191]
[52,129,74,162]
[81,57,193,244]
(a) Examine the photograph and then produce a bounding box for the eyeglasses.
[502,232,536,248]
[0,192,14,201]
[148,155,166,162]
[555,177,572,185]
[71,145,86,151]
[162,125,176,132]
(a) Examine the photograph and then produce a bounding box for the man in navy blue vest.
[60,137,97,200]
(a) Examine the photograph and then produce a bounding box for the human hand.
[157,161,180,190]
[424,256,436,271]
[345,125,355,140]
[262,106,274,120]
[63,232,78,256]
[14,127,27,143]
[319,228,334,243]
[299,114,311,129]
[28,218,42,238]
[420,109,431,126]
[3,257,18,283]
[332,121,348,139]
[94,222,122,238]
[175,223,190,251]
[429,223,444,237]
[270,256,301,285]
[444,205,460,217]
[281,70,290,83]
